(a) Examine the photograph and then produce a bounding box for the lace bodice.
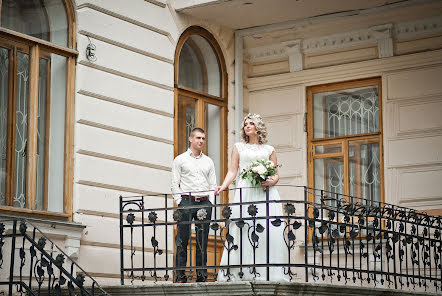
[235,142,275,174]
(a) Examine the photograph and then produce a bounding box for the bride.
[214,113,289,282]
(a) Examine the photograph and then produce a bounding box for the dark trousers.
[175,198,212,282]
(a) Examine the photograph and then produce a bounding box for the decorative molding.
[247,49,442,92]
[282,40,303,72]
[246,28,377,63]
[388,93,442,139]
[302,28,375,54]
[393,163,442,207]
[145,0,167,8]
[399,196,442,205]
[370,24,394,58]
[77,119,174,145]
[263,113,304,152]
[78,31,173,64]
[264,114,296,151]
[385,88,442,102]
[78,60,174,91]
[245,16,442,63]
[387,127,442,142]
[395,15,442,40]
[76,180,168,197]
[77,90,174,118]
[246,43,287,63]
[76,3,175,44]
[76,149,172,172]
[387,161,442,170]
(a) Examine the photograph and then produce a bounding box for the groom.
[171,127,217,283]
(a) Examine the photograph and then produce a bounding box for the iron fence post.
[266,186,270,281]
[304,186,309,282]
[8,220,17,296]
[165,193,169,281]
[119,195,124,285]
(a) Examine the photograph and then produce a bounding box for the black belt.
[181,195,209,202]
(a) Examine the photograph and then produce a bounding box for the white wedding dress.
[217,142,289,282]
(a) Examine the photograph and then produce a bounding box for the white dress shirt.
[171,148,217,205]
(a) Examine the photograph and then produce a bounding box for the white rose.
[251,166,260,173]
[256,164,267,175]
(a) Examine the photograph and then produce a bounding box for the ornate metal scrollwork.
[0,220,108,295]
[118,187,441,292]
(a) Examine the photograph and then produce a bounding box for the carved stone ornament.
[245,16,442,63]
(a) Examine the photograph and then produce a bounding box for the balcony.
[119,185,441,294]
[1,185,439,295]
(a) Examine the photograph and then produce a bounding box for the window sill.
[0,205,71,221]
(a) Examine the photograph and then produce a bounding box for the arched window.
[174,26,228,270]
[0,0,76,220]
[174,26,228,200]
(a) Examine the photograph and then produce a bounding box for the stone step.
[101,282,437,296]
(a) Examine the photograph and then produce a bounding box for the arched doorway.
[174,26,228,281]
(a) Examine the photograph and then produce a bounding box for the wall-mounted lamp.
[86,36,97,62]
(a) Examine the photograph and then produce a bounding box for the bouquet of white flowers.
[240,159,280,187]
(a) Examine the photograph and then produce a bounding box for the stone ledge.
[103,281,437,296]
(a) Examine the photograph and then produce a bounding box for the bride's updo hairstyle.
[241,113,268,144]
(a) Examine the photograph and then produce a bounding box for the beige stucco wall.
[247,58,442,210]
[244,9,442,213]
[383,65,442,210]
[245,11,442,285]
[69,0,441,285]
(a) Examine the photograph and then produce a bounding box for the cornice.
[246,49,442,92]
[395,15,442,40]
[302,28,376,54]
[245,16,442,64]
[246,43,287,63]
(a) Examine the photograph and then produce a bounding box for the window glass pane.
[177,95,196,155]
[178,35,221,97]
[46,54,66,213]
[313,86,379,139]
[314,156,344,208]
[1,0,68,47]
[314,143,341,154]
[14,52,29,208]
[0,47,10,206]
[349,140,380,205]
[205,104,221,185]
[205,103,221,228]
[36,58,49,210]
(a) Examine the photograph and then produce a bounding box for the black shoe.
[176,275,187,283]
[196,277,207,283]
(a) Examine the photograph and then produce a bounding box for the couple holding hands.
[171,113,289,283]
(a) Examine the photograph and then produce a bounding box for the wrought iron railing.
[0,218,109,296]
[119,185,441,292]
